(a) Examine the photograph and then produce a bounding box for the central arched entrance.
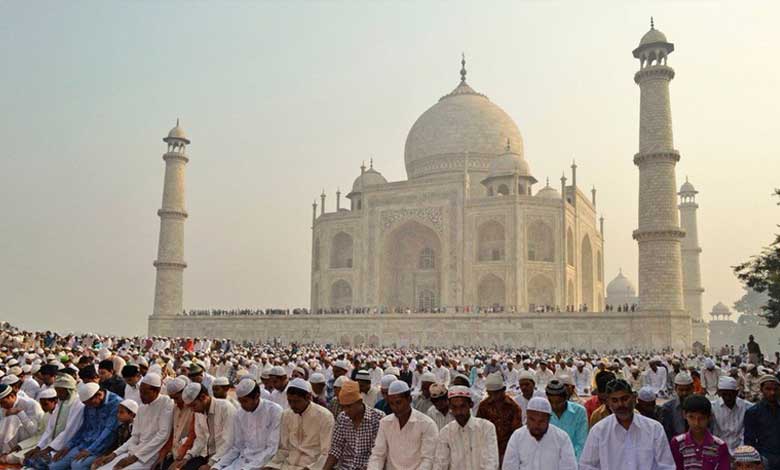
[380,220,442,311]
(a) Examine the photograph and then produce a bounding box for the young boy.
[670,395,730,470]
[91,399,137,469]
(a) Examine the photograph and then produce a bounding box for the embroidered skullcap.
[527,397,552,415]
[309,373,326,384]
[605,379,633,394]
[269,366,287,377]
[355,370,371,382]
[140,372,162,388]
[429,383,448,399]
[287,378,312,394]
[380,374,396,390]
[212,376,230,387]
[38,388,57,400]
[182,383,203,404]
[733,445,762,463]
[77,382,100,402]
[717,376,738,391]
[674,372,693,386]
[545,379,568,396]
[420,372,436,383]
[758,374,780,386]
[485,372,505,392]
[637,386,656,402]
[334,375,348,388]
[0,384,11,399]
[235,378,258,398]
[387,380,410,396]
[338,380,362,405]
[119,399,139,415]
[448,385,471,400]
[166,377,187,395]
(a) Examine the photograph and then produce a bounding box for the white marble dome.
[712,302,732,317]
[536,180,561,199]
[639,27,667,46]
[404,76,524,180]
[488,145,532,179]
[607,270,637,298]
[351,167,387,192]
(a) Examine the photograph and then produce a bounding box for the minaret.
[152,120,189,317]
[679,178,705,324]
[631,20,686,312]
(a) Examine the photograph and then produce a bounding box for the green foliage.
[733,189,780,328]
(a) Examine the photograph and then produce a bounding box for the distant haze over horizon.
[1,2,778,336]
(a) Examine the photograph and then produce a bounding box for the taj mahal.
[148,22,716,351]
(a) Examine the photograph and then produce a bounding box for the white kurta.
[579,414,675,470]
[124,383,141,405]
[712,397,751,453]
[642,368,667,394]
[188,397,237,466]
[265,402,334,470]
[0,394,44,452]
[216,399,283,470]
[426,406,455,431]
[502,425,577,470]
[514,390,546,425]
[21,377,42,400]
[270,388,289,410]
[98,394,175,470]
[368,408,438,470]
[37,395,82,450]
[433,416,499,470]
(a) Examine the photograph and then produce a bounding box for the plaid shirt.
[329,406,385,470]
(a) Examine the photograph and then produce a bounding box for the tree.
[733,285,769,316]
[733,189,780,328]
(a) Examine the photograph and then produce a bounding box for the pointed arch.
[528,275,555,309]
[330,279,352,308]
[566,227,575,267]
[528,221,554,262]
[380,220,441,310]
[478,221,505,262]
[567,279,575,307]
[330,232,353,269]
[477,274,505,308]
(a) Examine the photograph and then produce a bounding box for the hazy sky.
[2,1,778,336]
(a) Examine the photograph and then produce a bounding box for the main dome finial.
[460,52,467,82]
[650,16,654,30]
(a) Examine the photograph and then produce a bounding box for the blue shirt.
[744,399,780,459]
[68,390,122,455]
[548,400,589,459]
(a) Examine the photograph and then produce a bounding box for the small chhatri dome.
[536,178,561,199]
[712,301,732,316]
[607,269,637,297]
[679,176,697,195]
[487,139,533,179]
[639,17,668,46]
[351,160,387,193]
[164,118,190,144]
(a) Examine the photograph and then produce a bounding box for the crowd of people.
[0,323,778,470]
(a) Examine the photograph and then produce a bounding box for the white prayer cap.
[380,374,396,390]
[674,372,693,386]
[518,370,536,383]
[333,360,350,370]
[212,376,230,387]
[166,377,187,395]
[269,366,287,377]
[448,386,471,400]
[77,382,100,402]
[355,370,371,381]
[30,364,41,374]
[388,380,410,396]
[309,373,326,384]
[38,388,57,400]
[718,376,738,391]
[182,383,203,404]
[559,374,574,386]
[8,366,22,377]
[527,397,552,415]
[385,366,400,376]
[704,358,716,369]
[333,375,348,388]
[235,378,258,398]
[141,372,162,388]
[260,366,272,379]
[485,372,505,391]
[287,378,312,394]
[1,374,20,385]
[120,399,139,415]
[22,364,32,374]
[420,372,436,383]
[637,386,656,402]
